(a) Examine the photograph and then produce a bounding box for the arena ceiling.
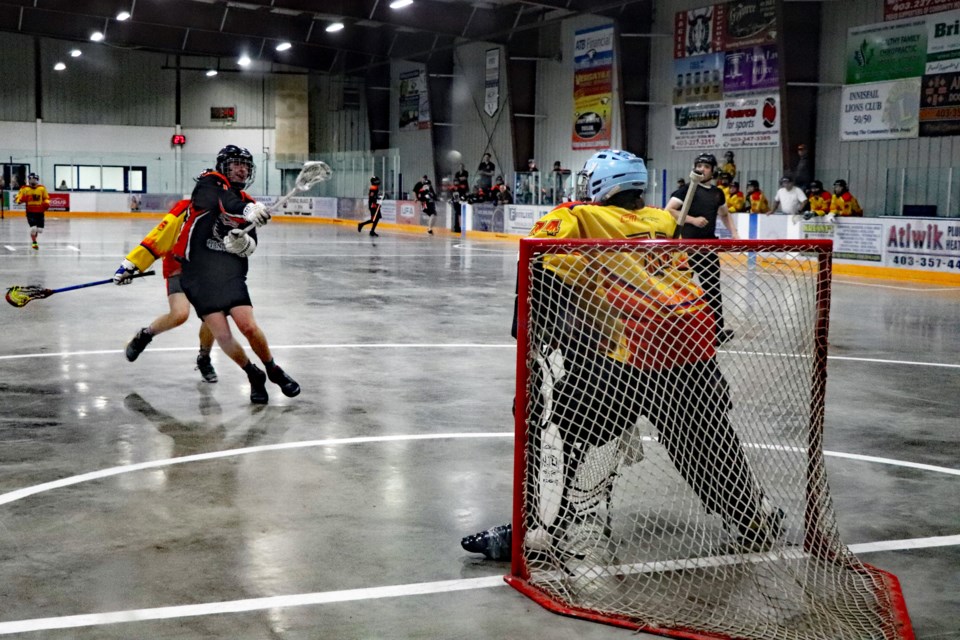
[0,0,646,75]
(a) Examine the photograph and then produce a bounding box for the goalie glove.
[223,228,257,257]
[113,259,138,285]
[242,202,270,228]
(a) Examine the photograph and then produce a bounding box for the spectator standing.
[477,153,495,191]
[772,176,807,217]
[793,144,812,190]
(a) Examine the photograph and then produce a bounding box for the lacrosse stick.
[240,160,333,233]
[5,271,156,308]
[673,169,705,238]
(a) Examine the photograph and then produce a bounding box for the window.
[54,164,147,193]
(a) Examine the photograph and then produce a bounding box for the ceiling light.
[206,69,218,77]
[69,49,82,57]
[275,42,292,51]
[54,62,66,71]
[390,0,414,8]
[90,31,104,42]
[116,11,131,21]
[325,22,344,33]
[238,55,251,67]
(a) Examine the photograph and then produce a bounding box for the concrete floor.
[0,215,957,639]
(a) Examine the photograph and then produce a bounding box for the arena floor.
[0,215,957,639]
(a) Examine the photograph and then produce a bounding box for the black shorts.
[26,212,45,228]
[180,274,252,318]
[166,274,184,296]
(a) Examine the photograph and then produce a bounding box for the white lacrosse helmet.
[576,149,648,202]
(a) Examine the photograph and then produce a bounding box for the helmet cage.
[216,145,256,189]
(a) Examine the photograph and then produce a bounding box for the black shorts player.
[172,145,300,405]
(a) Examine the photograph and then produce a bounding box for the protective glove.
[242,202,270,228]
[113,259,138,285]
[790,214,802,225]
[824,213,836,223]
[223,228,257,257]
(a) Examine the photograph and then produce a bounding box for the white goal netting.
[507,239,913,640]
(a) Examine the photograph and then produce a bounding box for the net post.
[510,238,535,581]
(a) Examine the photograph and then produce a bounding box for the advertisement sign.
[919,71,960,135]
[721,0,777,49]
[504,205,548,236]
[395,200,419,225]
[839,79,921,140]
[834,221,885,261]
[671,102,722,149]
[845,18,928,84]
[398,69,431,131]
[720,93,780,147]
[723,44,779,94]
[674,6,724,58]
[885,0,960,21]
[885,218,960,270]
[572,25,614,150]
[48,193,70,212]
[672,53,724,104]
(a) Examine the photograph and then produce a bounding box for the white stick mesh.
[510,239,912,640]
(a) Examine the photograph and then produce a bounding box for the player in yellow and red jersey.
[829,179,863,217]
[15,173,50,250]
[746,179,770,214]
[112,198,218,382]
[462,150,782,563]
[726,180,746,213]
[801,180,832,220]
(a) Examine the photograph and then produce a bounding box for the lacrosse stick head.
[294,161,333,192]
[5,286,51,308]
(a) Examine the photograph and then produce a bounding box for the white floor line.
[0,536,955,635]
[3,245,15,251]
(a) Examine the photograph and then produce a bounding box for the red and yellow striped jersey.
[15,185,50,213]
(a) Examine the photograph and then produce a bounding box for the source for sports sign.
[672,0,779,149]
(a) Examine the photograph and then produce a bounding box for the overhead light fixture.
[69,49,82,57]
[116,11,131,21]
[90,31,104,42]
[325,22,344,33]
[390,0,414,8]
[275,42,292,51]
[54,62,66,71]
[206,69,218,77]
[238,55,251,67]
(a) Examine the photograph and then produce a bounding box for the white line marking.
[66,245,80,252]
[0,536,955,635]
[3,245,15,252]
[827,355,960,369]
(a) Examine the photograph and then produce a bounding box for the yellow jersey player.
[720,150,737,181]
[726,180,746,213]
[461,149,781,563]
[746,180,770,214]
[113,198,218,383]
[829,179,863,217]
[15,173,50,250]
[801,180,832,220]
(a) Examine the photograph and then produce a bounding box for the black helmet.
[28,172,39,181]
[747,180,760,189]
[809,180,823,192]
[215,145,256,188]
[371,176,381,185]
[834,179,847,190]
[724,150,734,158]
[693,153,717,169]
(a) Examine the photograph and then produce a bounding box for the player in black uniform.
[414,175,438,235]
[172,145,300,405]
[666,153,739,346]
[358,176,383,237]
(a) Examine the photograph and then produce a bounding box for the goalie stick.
[5,271,156,308]
[673,169,705,238]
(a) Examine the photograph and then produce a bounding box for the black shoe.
[196,353,218,383]
[267,365,300,397]
[369,231,379,237]
[357,222,363,233]
[716,328,735,347]
[461,524,512,561]
[427,229,433,235]
[125,328,153,362]
[247,364,269,404]
[737,508,785,552]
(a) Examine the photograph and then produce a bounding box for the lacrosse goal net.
[506,238,913,640]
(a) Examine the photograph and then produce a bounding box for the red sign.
[48,193,70,212]
[171,134,186,146]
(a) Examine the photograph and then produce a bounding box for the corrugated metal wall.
[0,33,35,122]
[181,70,276,129]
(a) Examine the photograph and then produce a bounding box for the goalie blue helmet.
[576,149,648,203]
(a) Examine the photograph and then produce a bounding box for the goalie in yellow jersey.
[462,149,782,563]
